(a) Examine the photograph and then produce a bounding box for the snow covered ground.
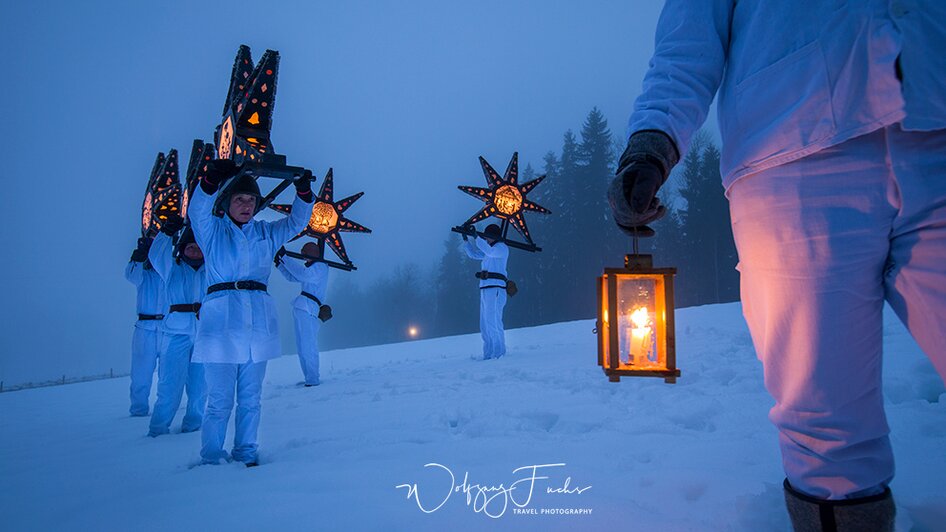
[1,302,944,531]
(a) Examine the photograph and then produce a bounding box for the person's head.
[484,224,502,245]
[227,174,261,224]
[177,228,204,263]
[301,242,322,260]
[183,242,203,261]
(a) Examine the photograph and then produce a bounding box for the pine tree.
[522,163,535,182]
[696,142,739,303]
[530,151,563,323]
[674,132,708,306]
[673,131,739,306]
[557,109,619,317]
[433,236,480,336]
[578,108,613,178]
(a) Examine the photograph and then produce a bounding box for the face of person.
[229,193,257,224]
[183,242,203,260]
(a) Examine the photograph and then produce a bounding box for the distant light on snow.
[408,326,419,338]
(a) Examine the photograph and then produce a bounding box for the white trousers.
[292,307,321,385]
[729,124,946,499]
[200,361,267,464]
[149,333,206,436]
[129,326,161,416]
[479,287,507,359]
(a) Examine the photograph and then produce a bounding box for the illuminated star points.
[457,152,549,245]
[269,168,371,265]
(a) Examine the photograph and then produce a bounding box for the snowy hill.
[1,303,944,531]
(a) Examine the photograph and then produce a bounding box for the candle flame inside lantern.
[627,306,653,366]
[494,185,523,215]
[308,201,339,234]
[630,307,649,328]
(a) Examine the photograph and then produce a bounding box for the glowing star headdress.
[211,45,314,218]
[215,45,278,164]
[141,149,182,237]
[269,168,371,271]
[452,152,550,252]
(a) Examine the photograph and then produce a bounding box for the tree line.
[320,108,739,349]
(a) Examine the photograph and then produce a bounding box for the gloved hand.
[295,170,313,198]
[160,216,184,236]
[131,237,153,262]
[608,131,679,238]
[318,304,333,322]
[201,159,238,193]
[609,154,667,237]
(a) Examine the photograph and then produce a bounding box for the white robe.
[278,259,329,384]
[277,259,329,316]
[188,186,312,364]
[629,0,946,188]
[464,237,509,359]
[463,237,509,288]
[123,260,167,331]
[147,233,207,338]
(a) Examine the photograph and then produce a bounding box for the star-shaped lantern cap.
[457,152,550,247]
[215,45,279,165]
[142,149,182,237]
[269,169,371,267]
[181,139,216,222]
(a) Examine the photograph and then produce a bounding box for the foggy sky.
[0,0,684,385]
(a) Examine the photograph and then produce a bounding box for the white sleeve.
[313,263,329,291]
[475,237,507,259]
[277,259,303,283]
[464,240,485,260]
[627,0,733,156]
[124,261,143,286]
[147,233,174,282]
[268,194,313,250]
[189,185,219,250]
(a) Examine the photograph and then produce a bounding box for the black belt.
[169,303,202,313]
[475,271,507,282]
[137,314,164,321]
[207,281,268,294]
[301,291,323,306]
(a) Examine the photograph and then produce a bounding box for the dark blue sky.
[0,0,696,384]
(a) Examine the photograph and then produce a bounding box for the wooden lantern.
[597,254,680,383]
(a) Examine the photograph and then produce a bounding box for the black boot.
[783,479,895,532]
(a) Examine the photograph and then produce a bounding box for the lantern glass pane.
[616,275,667,370]
[599,275,610,368]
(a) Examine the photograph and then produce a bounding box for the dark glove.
[160,216,184,236]
[201,159,238,193]
[608,131,678,237]
[461,232,469,242]
[294,170,313,198]
[274,247,286,267]
[318,304,333,322]
[131,237,153,262]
